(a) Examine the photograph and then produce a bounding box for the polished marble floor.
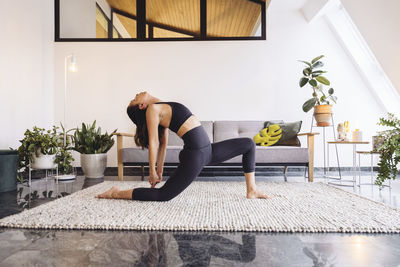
[0,172,399,266]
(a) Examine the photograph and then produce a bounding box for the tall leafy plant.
[55,123,75,175]
[72,121,116,154]
[375,113,400,186]
[299,55,337,112]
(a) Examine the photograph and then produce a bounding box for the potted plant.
[54,123,75,180]
[375,113,400,187]
[299,55,337,126]
[17,126,59,173]
[72,121,116,178]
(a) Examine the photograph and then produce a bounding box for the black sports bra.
[155,102,193,133]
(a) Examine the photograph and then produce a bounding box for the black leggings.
[132,126,256,201]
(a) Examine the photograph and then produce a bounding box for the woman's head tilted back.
[127,105,149,149]
[127,91,165,149]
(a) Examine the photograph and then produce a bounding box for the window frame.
[54,0,267,42]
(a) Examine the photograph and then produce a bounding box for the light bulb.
[69,63,77,72]
[69,55,77,72]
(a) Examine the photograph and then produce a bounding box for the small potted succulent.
[299,55,337,126]
[72,121,116,178]
[17,126,59,172]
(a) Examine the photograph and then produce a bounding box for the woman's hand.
[148,172,160,188]
[156,171,163,184]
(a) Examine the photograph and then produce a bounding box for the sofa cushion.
[214,146,308,164]
[213,121,264,142]
[264,121,302,147]
[256,146,308,163]
[167,121,213,146]
[122,146,183,163]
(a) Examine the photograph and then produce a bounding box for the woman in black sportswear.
[98,91,268,201]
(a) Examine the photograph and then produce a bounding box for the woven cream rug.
[1,181,400,233]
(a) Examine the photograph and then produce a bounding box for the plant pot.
[80,153,107,178]
[313,104,332,127]
[0,150,18,192]
[31,153,57,169]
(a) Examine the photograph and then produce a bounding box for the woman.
[98,91,268,201]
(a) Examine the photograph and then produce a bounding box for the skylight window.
[323,0,400,115]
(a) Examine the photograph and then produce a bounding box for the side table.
[357,151,391,189]
[326,141,369,187]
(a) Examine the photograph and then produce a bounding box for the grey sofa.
[115,121,317,182]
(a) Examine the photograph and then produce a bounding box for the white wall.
[0,0,54,150]
[54,0,385,168]
[341,0,400,94]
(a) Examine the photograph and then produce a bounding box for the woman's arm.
[156,128,169,179]
[146,105,161,187]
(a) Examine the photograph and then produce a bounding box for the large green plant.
[72,121,116,154]
[375,113,400,186]
[55,123,75,175]
[299,55,337,112]
[17,126,59,182]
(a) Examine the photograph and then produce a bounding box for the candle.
[352,129,363,142]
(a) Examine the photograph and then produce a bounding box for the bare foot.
[97,186,119,199]
[247,190,270,199]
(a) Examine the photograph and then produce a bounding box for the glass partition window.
[114,13,137,38]
[146,0,200,38]
[56,0,268,41]
[96,5,108,38]
[207,0,262,37]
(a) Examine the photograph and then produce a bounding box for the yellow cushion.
[253,124,282,146]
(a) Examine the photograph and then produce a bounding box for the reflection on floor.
[0,173,399,266]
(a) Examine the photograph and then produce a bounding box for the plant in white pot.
[73,121,116,178]
[299,55,337,126]
[17,126,59,182]
[54,123,76,180]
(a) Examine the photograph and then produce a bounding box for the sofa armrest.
[297,132,319,182]
[112,132,134,181]
[298,132,320,137]
[112,132,134,137]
